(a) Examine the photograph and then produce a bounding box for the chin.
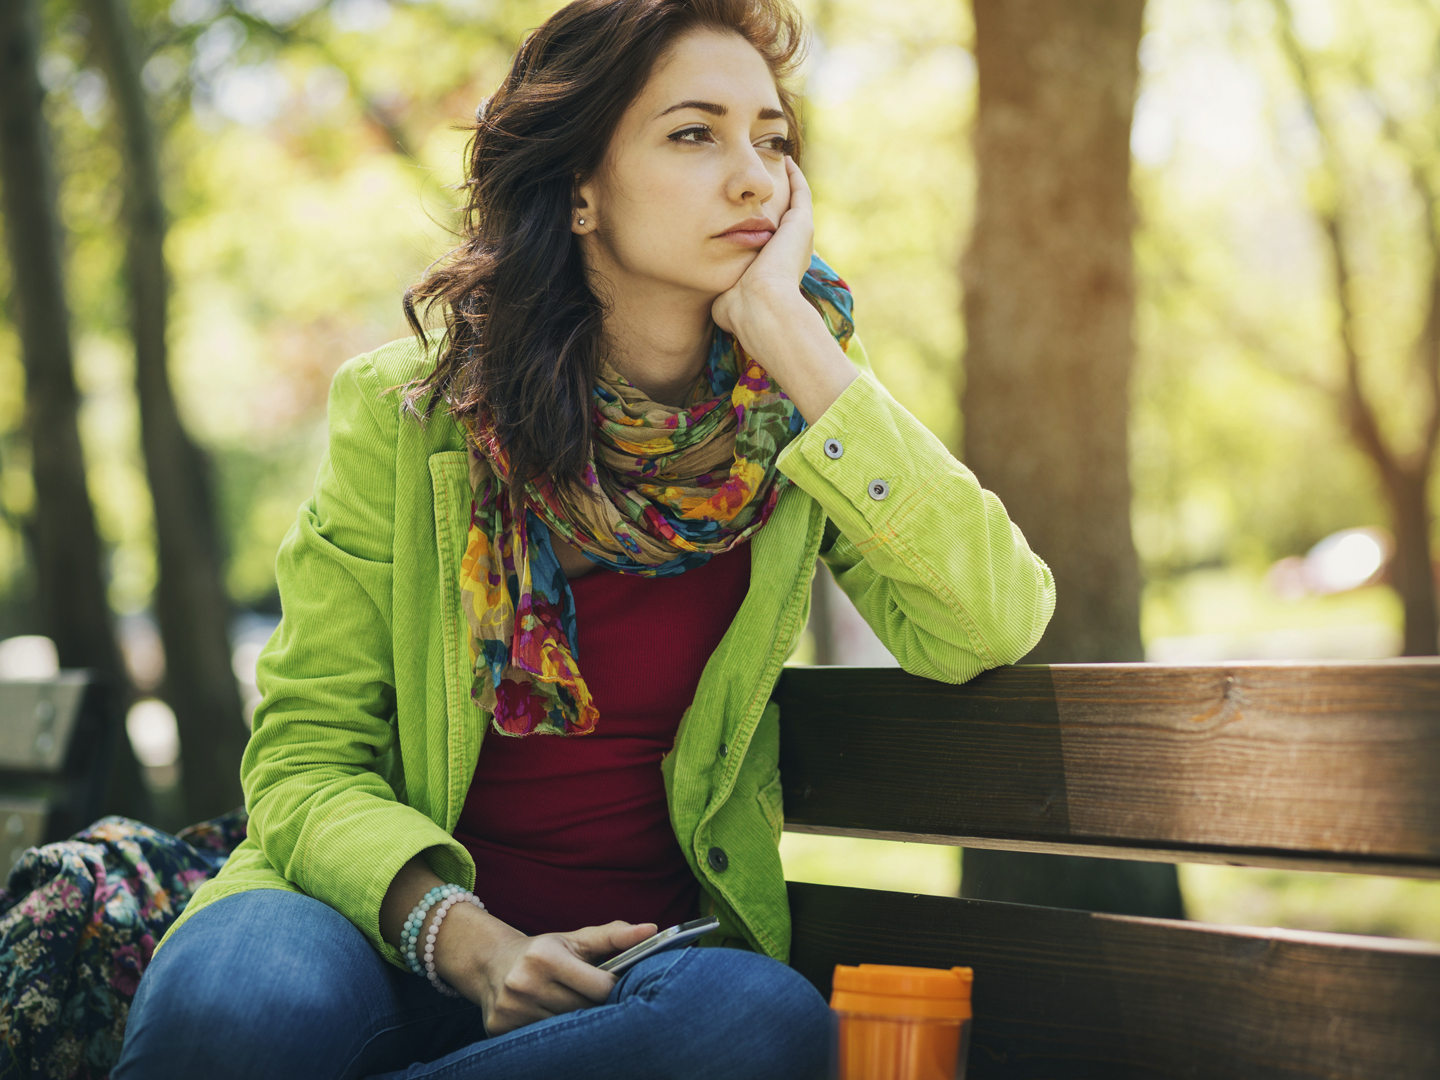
[701,250,761,294]
[632,249,756,300]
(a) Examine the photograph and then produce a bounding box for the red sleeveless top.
[454,541,752,936]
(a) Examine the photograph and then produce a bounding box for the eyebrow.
[658,100,786,121]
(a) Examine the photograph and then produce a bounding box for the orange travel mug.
[829,964,973,1080]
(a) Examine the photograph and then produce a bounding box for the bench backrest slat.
[775,662,1440,877]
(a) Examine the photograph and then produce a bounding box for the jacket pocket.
[756,770,784,845]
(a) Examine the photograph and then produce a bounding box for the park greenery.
[1,0,1438,936]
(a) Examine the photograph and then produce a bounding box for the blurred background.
[0,0,1437,941]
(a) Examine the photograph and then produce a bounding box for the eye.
[668,125,714,144]
[756,134,791,154]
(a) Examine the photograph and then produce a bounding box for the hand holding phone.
[461,918,656,1037]
[597,916,720,975]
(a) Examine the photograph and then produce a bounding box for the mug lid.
[833,964,973,999]
[829,964,974,1020]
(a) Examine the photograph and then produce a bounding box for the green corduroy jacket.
[158,330,1055,969]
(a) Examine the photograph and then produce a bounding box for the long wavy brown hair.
[402,0,805,497]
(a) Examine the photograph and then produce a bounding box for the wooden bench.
[775,661,1440,1079]
[0,674,114,873]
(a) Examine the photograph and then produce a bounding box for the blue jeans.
[114,889,833,1079]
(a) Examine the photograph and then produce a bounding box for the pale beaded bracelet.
[400,885,458,975]
[401,884,477,978]
[422,891,484,997]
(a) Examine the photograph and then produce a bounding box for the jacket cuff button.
[706,846,729,873]
[868,479,890,501]
[823,438,844,459]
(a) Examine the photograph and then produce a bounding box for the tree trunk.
[0,0,150,821]
[962,0,1145,664]
[959,0,1183,918]
[86,0,247,821]
[1383,465,1437,655]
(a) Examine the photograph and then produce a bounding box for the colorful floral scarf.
[459,254,854,737]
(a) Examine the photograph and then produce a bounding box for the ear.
[573,174,599,235]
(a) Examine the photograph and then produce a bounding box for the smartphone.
[597,916,720,975]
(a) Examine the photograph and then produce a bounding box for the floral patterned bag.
[0,810,247,1080]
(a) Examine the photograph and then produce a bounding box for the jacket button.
[707,846,729,873]
[823,438,844,459]
[718,742,728,758]
[868,479,890,501]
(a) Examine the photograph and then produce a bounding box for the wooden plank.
[775,662,1440,877]
[788,881,1440,1080]
[0,675,111,842]
[0,676,91,774]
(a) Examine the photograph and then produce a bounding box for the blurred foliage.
[1143,567,1401,651]
[1131,0,1440,590]
[0,0,982,614]
[803,0,973,450]
[5,0,1433,619]
[781,832,961,898]
[1,0,1438,932]
[1181,864,1440,944]
[781,836,1440,945]
[3,0,552,612]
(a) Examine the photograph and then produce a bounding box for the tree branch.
[1353,49,1440,464]
[1268,0,1400,484]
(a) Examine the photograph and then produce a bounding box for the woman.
[115,0,1054,1076]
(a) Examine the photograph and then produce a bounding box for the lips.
[718,217,776,237]
[716,217,776,248]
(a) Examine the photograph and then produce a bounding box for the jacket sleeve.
[243,354,472,968]
[775,334,1055,682]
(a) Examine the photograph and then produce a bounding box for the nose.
[726,142,776,208]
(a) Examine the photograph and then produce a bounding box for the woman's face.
[576,28,792,302]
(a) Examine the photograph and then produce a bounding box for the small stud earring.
[577,217,586,226]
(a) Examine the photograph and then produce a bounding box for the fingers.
[784,155,812,214]
[479,923,663,1037]
[498,950,599,1014]
[567,920,657,964]
[489,934,612,1033]
[712,155,814,336]
[773,156,815,276]
[542,938,617,1003]
[479,932,610,1036]
[545,920,655,1002]
[486,981,588,1037]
